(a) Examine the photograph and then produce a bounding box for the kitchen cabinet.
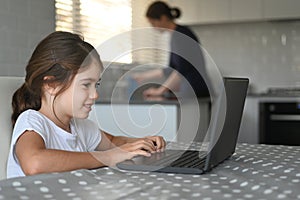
[168,0,202,25]
[168,0,231,25]
[238,97,260,144]
[198,0,231,24]
[263,0,300,20]
[89,99,211,143]
[89,103,178,142]
[231,0,263,22]
[167,0,300,25]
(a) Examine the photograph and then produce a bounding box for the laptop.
[117,77,249,174]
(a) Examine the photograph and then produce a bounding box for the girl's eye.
[83,83,91,88]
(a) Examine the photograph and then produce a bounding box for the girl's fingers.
[120,136,166,158]
[140,138,158,151]
[155,137,165,149]
[146,136,166,151]
[134,149,152,157]
[123,140,155,153]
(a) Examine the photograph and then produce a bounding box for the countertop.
[247,93,300,102]
[96,97,211,105]
[249,93,300,98]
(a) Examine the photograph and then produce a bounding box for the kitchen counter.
[248,87,300,98]
[247,93,300,102]
[96,95,211,105]
[91,97,211,143]
[95,98,180,105]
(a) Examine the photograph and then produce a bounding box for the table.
[0,143,299,200]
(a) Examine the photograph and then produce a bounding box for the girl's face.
[55,60,102,120]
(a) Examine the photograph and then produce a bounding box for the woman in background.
[133,1,209,98]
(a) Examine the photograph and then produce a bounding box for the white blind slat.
[55,0,169,66]
[55,0,132,64]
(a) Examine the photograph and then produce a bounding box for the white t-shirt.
[7,109,101,178]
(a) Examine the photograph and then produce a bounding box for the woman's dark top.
[163,25,209,97]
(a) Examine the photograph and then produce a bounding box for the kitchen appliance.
[259,102,300,146]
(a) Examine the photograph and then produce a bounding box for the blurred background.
[1,0,300,145]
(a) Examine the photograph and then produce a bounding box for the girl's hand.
[91,137,165,166]
[144,136,166,152]
[126,136,166,153]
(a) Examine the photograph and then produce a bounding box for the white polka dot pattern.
[0,143,299,199]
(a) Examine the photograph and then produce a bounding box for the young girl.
[7,31,166,178]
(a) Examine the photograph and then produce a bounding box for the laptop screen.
[205,77,249,170]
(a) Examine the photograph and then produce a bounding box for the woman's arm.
[143,71,181,96]
[132,69,164,84]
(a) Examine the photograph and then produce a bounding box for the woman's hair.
[11,31,102,126]
[146,1,181,20]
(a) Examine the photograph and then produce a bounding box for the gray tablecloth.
[0,143,299,200]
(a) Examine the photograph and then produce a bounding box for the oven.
[259,102,300,146]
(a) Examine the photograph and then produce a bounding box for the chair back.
[0,76,24,180]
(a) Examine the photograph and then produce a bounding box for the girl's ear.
[43,76,59,95]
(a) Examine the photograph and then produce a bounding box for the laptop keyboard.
[170,150,207,168]
[150,150,207,169]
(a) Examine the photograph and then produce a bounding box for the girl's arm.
[15,130,163,176]
[15,130,103,176]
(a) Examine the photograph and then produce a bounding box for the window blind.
[55,0,132,63]
[55,0,169,66]
[55,0,81,33]
[131,0,170,68]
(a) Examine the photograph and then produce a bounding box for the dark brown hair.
[11,31,102,126]
[146,1,181,20]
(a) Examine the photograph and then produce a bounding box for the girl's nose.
[91,89,99,100]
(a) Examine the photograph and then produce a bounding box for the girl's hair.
[11,31,102,126]
[146,1,181,20]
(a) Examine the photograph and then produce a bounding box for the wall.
[0,0,55,76]
[1,0,300,94]
[191,21,300,93]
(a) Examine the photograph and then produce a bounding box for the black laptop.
[117,77,249,174]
